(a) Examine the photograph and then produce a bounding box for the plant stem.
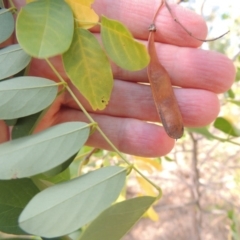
[45,58,162,199]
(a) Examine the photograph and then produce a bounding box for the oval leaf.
[16,0,74,58]
[0,76,58,119]
[0,178,39,235]
[0,8,14,44]
[0,44,31,80]
[0,122,90,179]
[79,196,155,240]
[214,117,240,137]
[19,166,126,237]
[101,15,150,71]
[63,28,113,110]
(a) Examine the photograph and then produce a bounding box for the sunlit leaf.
[214,117,240,137]
[66,0,99,29]
[16,0,74,58]
[0,8,14,44]
[136,176,157,197]
[78,196,155,240]
[0,44,31,80]
[63,28,113,110]
[0,122,90,179]
[0,178,39,234]
[0,77,58,119]
[19,166,126,238]
[144,206,159,222]
[134,156,162,171]
[101,15,150,71]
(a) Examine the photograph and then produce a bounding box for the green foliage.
[0,0,154,239]
[0,122,90,179]
[78,196,155,240]
[16,0,74,58]
[63,28,113,110]
[0,8,14,43]
[101,15,150,71]
[0,44,31,80]
[19,167,126,238]
[0,178,39,235]
[0,77,58,119]
[214,117,240,137]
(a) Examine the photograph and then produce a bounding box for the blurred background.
[123,0,240,239]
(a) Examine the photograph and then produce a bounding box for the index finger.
[93,0,208,47]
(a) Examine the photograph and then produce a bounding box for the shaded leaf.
[214,117,240,137]
[0,178,39,234]
[66,0,99,29]
[4,119,18,126]
[78,196,155,240]
[0,44,31,80]
[63,28,113,110]
[0,122,90,179]
[0,8,14,44]
[19,166,126,238]
[101,15,150,71]
[0,76,58,119]
[12,111,44,139]
[187,127,214,140]
[16,0,74,58]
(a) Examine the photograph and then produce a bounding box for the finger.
[93,0,207,47]
[52,108,175,157]
[0,121,9,143]
[111,43,235,93]
[65,80,220,127]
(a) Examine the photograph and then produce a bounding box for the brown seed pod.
[147,25,184,139]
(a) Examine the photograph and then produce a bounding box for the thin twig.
[163,0,229,42]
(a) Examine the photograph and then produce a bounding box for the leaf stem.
[45,58,162,199]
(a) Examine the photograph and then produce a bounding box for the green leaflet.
[101,15,150,71]
[0,122,90,179]
[63,28,113,110]
[19,166,126,238]
[0,77,58,119]
[0,178,39,235]
[16,0,74,58]
[214,117,240,137]
[0,8,14,44]
[0,44,31,80]
[78,196,156,240]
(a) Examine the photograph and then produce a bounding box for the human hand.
[1,0,235,157]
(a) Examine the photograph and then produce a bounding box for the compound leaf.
[0,44,31,80]
[79,196,155,240]
[101,15,150,71]
[0,76,58,119]
[63,28,113,110]
[0,8,14,44]
[19,166,126,238]
[0,178,39,235]
[0,122,90,179]
[16,0,74,58]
